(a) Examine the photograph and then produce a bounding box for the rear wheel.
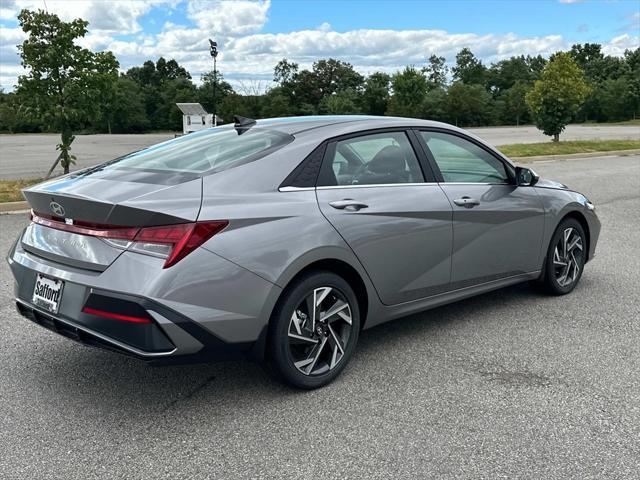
[539,218,586,295]
[268,271,360,389]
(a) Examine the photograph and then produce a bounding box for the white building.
[176,103,217,134]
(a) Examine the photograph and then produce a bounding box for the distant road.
[1,124,638,179]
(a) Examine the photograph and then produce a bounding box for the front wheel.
[539,218,587,295]
[268,271,360,389]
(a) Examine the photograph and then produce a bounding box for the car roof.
[258,115,503,153]
[253,115,455,135]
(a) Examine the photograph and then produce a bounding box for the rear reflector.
[82,306,152,324]
[32,211,228,268]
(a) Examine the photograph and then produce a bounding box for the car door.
[316,130,453,305]
[416,130,545,290]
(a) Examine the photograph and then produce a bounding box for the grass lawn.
[0,178,42,203]
[497,139,640,158]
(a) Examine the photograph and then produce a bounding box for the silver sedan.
[7,116,600,388]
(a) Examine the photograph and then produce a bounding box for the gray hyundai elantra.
[7,116,600,388]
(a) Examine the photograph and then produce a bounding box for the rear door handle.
[329,199,369,211]
[453,196,480,208]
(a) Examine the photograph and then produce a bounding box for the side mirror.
[516,166,539,186]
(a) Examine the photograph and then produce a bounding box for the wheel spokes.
[553,247,567,267]
[327,325,345,369]
[288,285,353,376]
[294,336,328,375]
[554,227,583,287]
[320,299,349,323]
[567,235,583,253]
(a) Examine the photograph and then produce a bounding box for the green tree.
[487,55,543,94]
[422,87,448,121]
[312,59,364,97]
[598,78,635,121]
[361,72,390,115]
[386,66,428,118]
[502,80,530,126]
[0,90,18,132]
[260,87,293,118]
[106,77,150,133]
[424,54,448,89]
[526,52,591,141]
[445,82,493,126]
[452,48,486,85]
[280,58,364,111]
[319,89,361,115]
[198,70,234,117]
[17,9,119,175]
[125,57,197,130]
[624,48,640,119]
[274,58,299,85]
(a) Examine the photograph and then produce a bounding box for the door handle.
[453,196,480,208]
[329,199,369,211]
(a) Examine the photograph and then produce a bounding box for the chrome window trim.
[279,183,440,192]
[279,182,511,192]
[440,182,512,186]
[318,182,439,190]
[278,186,316,192]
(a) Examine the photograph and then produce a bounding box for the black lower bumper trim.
[16,300,254,364]
[17,301,140,359]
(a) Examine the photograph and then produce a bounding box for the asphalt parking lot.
[0,154,639,479]
[1,123,639,179]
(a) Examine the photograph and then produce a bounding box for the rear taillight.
[31,211,228,268]
[131,221,228,268]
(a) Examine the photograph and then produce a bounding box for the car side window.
[320,132,424,186]
[420,131,509,183]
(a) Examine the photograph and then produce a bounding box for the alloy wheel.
[553,227,584,288]
[287,287,353,376]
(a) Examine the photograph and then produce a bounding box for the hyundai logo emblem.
[49,201,65,217]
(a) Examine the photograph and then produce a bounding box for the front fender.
[535,187,601,263]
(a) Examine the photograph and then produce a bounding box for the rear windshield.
[102,127,293,174]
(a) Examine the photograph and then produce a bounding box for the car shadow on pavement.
[27,281,547,414]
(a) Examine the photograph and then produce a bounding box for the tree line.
[1,9,639,172]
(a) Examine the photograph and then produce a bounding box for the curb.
[0,201,29,213]
[510,148,640,163]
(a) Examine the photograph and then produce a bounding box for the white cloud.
[7,0,175,34]
[225,29,568,72]
[0,25,26,65]
[602,33,640,56]
[559,0,584,4]
[186,0,270,37]
[0,0,638,92]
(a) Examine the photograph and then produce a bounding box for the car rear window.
[103,127,293,174]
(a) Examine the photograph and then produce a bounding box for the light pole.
[209,39,218,126]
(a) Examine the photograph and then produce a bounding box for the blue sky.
[1,0,638,91]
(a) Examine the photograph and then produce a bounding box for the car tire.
[268,271,360,389]
[538,218,587,295]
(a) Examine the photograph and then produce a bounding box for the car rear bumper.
[7,231,281,363]
[14,297,252,364]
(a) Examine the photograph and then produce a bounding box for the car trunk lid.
[20,171,203,271]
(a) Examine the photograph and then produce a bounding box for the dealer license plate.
[32,274,64,314]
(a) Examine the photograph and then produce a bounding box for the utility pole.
[209,39,219,126]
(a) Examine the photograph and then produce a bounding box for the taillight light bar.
[31,211,228,268]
